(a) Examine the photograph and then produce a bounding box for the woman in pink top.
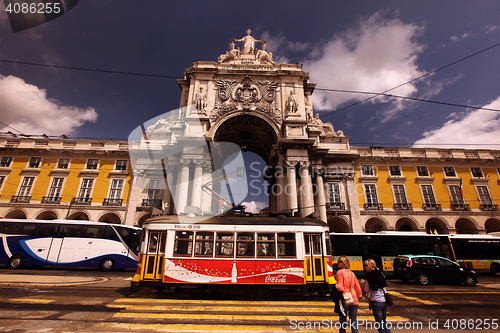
[335,256,363,333]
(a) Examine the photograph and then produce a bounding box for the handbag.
[342,271,355,306]
[384,291,394,306]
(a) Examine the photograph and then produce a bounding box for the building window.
[477,186,492,205]
[43,178,64,204]
[28,157,41,168]
[470,167,483,178]
[48,177,64,198]
[327,182,341,203]
[327,182,344,210]
[361,165,374,176]
[18,176,34,197]
[389,166,402,176]
[104,179,124,206]
[476,186,497,211]
[1,157,12,167]
[393,184,411,210]
[75,178,94,204]
[364,184,381,209]
[86,159,99,170]
[0,175,5,190]
[142,179,162,207]
[449,185,469,211]
[57,158,70,169]
[421,185,440,211]
[417,166,429,177]
[115,160,128,171]
[444,167,456,177]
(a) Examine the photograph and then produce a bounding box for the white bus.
[0,218,141,271]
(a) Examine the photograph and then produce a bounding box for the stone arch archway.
[211,113,280,161]
[36,210,58,220]
[98,213,122,224]
[396,217,419,231]
[327,216,350,233]
[365,217,389,232]
[213,114,280,212]
[485,218,500,233]
[4,210,26,219]
[67,212,89,221]
[425,217,450,234]
[456,218,479,234]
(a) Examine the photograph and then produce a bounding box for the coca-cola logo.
[264,274,287,283]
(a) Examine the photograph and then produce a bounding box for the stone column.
[175,159,191,214]
[190,160,204,212]
[286,161,298,215]
[201,163,213,214]
[345,174,363,232]
[314,168,327,222]
[299,161,315,217]
[165,165,177,215]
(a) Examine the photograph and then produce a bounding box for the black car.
[393,255,478,287]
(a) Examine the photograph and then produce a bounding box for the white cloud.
[0,75,97,135]
[300,12,425,122]
[241,201,268,214]
[450,32,472,43]
[413,97,500,149]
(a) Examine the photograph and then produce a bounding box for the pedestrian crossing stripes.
[102,297,408,332]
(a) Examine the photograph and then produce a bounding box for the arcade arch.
[4,210,26,219]
[456,218,479,234]
[485,218,500,233]
[395,217,418,231]
[328,216,350,233]
[425,217,450,234]
[365,217,389,232]
[98,213,122,224]
[67,212,89,220]
[36,210,58,220]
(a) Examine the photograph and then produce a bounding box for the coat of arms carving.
[211,75,281,123]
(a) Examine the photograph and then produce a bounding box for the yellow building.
[0,134,133,224]
[1,134,499,232]
[325,146,500,234]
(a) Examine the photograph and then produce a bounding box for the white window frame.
[421,184,437,206]
[47,177,64,198]
[389,166,402,177]
[361,165,374,176]
[18,176,35,196]
[57,158,70,169]
[108,179,124,199]
[327,182,341,203]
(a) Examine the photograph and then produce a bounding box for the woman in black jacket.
[363,259,392,333]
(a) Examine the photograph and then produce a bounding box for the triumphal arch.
[127,30,361,231]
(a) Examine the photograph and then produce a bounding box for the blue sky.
[1,0,500,150]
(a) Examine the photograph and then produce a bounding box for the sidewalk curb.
[0,276,109,288]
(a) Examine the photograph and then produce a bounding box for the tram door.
[143,231,167,281]
[304,233,326,282]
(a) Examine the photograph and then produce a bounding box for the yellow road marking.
[90,322,324,332]
[389,291,440,305]
[107,304,348,312]
[8,298,53,304]
[113,312,408,322]
[116,298,333,305]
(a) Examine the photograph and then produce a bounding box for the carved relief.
[211,75,281,124]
